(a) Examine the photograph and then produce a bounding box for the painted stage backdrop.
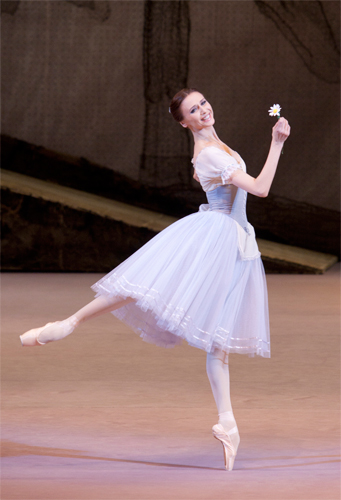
[2,0,340,262]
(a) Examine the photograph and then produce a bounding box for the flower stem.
[277,114,284,154]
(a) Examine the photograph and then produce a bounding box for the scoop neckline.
[192,145,242,168]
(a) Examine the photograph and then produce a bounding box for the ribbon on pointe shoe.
[212,423,238,471]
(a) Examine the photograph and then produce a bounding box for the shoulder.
[194,145,227,167]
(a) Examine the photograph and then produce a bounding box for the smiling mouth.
[202,113,212,122]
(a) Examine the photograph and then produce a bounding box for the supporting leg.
[206,349,240,454]
[206,348,233,415]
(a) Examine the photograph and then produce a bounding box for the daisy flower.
[268,104,284,154]
[268,104,281,117]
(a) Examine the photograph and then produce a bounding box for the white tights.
[38,295,134,344]
[206,349,240,447]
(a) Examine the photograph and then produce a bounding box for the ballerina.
[20,88,290,470]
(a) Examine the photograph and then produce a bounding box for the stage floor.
[1,267,340,500]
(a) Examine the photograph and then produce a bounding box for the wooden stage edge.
[2,169,338,274]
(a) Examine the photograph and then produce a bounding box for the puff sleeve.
[194,147,243,192]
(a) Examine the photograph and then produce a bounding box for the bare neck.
[191,126,220,145]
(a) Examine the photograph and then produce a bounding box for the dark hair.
[169,88,199,122]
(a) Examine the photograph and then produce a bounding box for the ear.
[180,122,187,128]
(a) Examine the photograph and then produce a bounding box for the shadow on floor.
[2,440,339,471]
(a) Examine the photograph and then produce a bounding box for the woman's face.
[180,92,215,130]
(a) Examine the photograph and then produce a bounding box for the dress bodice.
[206,184,236,213]
[194,146,250,235]
[206,185,250,235]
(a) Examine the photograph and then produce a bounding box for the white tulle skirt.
[91,211,270,358]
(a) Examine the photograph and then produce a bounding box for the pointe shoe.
[20,317,78,346]
[20,323,54,346]
[212,423,239,471]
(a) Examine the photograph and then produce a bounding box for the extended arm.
[230,117,290,197]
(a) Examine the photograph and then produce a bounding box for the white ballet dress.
[92,146,270,358]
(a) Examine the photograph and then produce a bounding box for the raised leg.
[70,295,135,325]
[20,295,135,346]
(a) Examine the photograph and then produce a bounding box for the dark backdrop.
[2,0,340,258]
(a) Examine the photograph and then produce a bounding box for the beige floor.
[1,267,340,500]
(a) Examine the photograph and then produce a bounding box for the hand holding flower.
[272,117,291,146]
[268,104,290,153]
